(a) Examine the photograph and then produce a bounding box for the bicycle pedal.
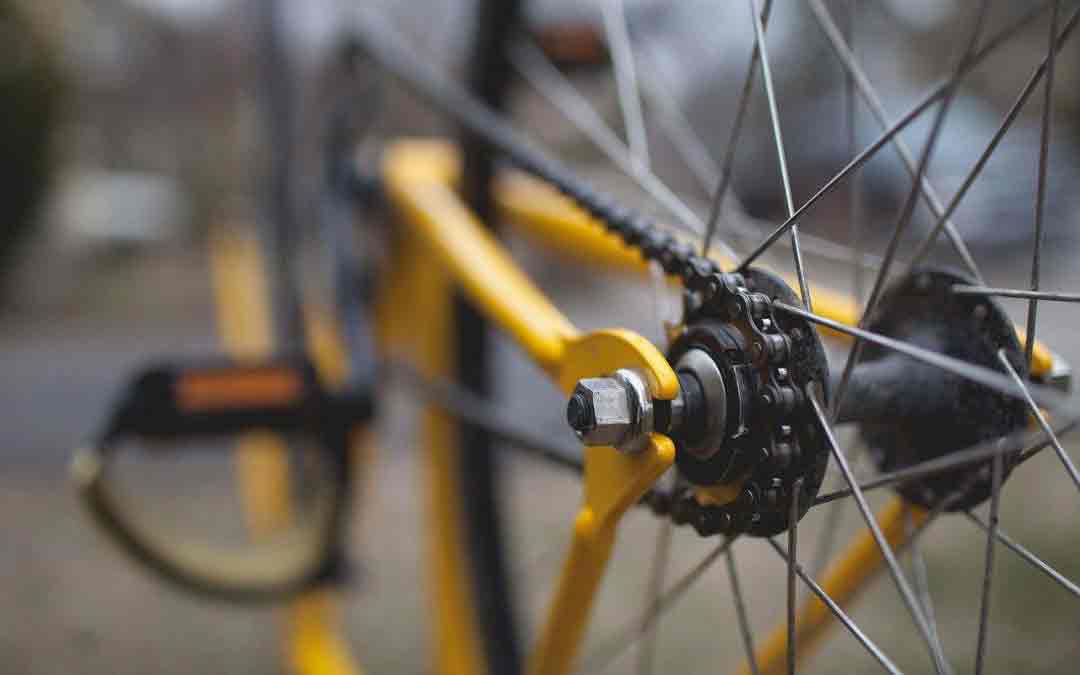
[98,356,373,444]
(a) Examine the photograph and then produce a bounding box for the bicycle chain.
[487,136,809,537]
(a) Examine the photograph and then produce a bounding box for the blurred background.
[1,0,1078,673]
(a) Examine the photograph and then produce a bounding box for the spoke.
[807,488,845,593]
[806,0,986,284]
[786,477,803,674]
[808,390,951,674]
[846,0,864,303]
[828,0,988,427]
[508,40,713,242]
[767,539,903,675]
[738,82,939,272]
[909,4,1080,268]
[736,0,1057,272]
[635,519,674,675]
[965,511,1080,599]
[973,452,1004,674]
[773,302,1065,411]
[703,0,774,257]
[952,285,1080,302]
[813,415,1080,507]
[726,547,761,675]
[602,0,649,167]
[638,59,720,198]
[1027,0,1061,369]
[348,4,714,248]
[581,537,735,674]
[905,505,945,666]
[749,0,812,310]
[996,350,1080,490]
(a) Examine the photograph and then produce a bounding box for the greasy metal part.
[848,268,1028,510]
[673,348,729,459]
[639,268,831,539]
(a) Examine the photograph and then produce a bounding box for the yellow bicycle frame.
[217,137,1055,675]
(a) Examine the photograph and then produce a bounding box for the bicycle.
[72,1,1080,674]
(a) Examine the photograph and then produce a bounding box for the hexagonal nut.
[572,377,635,447]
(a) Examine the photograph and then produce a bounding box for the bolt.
[568,370,654,452]
[566,392,595,433]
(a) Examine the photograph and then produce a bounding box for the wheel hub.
[848,268,1029,510]
[661,268,831,537]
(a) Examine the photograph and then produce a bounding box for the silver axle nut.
[566,369,654,453]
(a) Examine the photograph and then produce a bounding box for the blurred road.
[2,227,1079,674]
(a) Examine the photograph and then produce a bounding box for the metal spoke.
[905,505,945,668]
[846,0,864,304]
[807,487,845,595]
[773,302,1065,411]
[635,519,674,675]
[828,0,988,428]
[806,0,985,284]
[638,59,720,198]
[952,285,1080,302]
[1027,0,1061,369]
[602,0,649,167]
[786,477,803,674]
[580,537,736,674]
[974,452,1004,674]
[996,350,1080,490]
[808,390,951,674]
[749,0,812,311]
[909,4,1080,268]
[738,0,1056,272]
[813,414,1080,507]
[767,539,903,675]
[726,547,761,675]
[965,511,1080,599]
[703,0,774,258]
[508,40,715,243]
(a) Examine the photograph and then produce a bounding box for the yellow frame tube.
[209,228,363,675]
